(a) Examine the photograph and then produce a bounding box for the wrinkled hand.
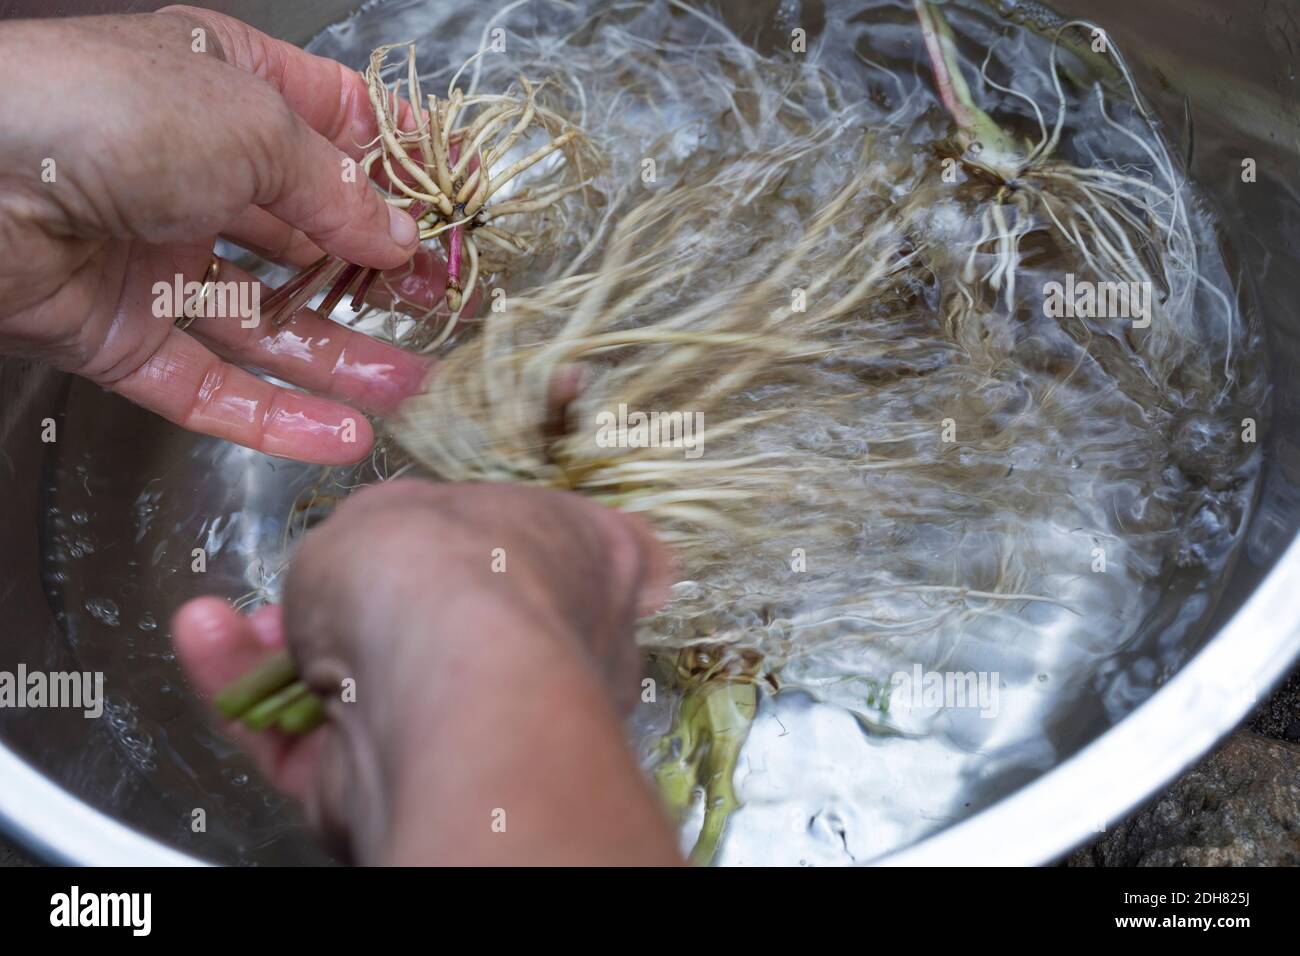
[0,7,453,463]
[172,480,680,865]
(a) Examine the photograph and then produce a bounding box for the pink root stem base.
[915,0,976,131]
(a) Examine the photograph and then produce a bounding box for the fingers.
[171,598,323,802]
[108,324,376,464]
[620,512,676,618]
[253,117,420,271]
[360,246,462,314]
[220,206,325,268]
[158,5,415,158]
[534,367,672,616]
[174,598,285,693]
[184,257,432,416]
[214,215,455,316]
[159,6,420,270]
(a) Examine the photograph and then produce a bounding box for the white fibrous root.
[913,0,1238,407]
[395,134,925,551]
[393,130,938,864]
[262,41,600,351]
[235,0,1257,864]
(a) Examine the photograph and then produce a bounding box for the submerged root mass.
[239,0,1264,863]
[392,0,1258,675]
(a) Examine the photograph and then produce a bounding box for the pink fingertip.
[259,394,375,465]
[331,339,433,415]
[171,597,240,650]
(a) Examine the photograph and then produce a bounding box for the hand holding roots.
[263,42,599,348]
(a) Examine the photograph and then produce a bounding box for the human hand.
[0,7,455,464]
[171,479,680,865]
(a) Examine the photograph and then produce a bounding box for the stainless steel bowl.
[1,0,1297,865]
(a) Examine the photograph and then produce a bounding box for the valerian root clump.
[262,41,600,352]
[219,1,1254,865]
[913,0,1235,405]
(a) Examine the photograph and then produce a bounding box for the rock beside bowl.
[1068,731,1300,866]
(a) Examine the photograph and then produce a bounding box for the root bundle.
[224,0,1259,864]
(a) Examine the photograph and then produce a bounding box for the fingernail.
[388,205,419,248]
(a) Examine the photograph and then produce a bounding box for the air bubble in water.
[84,597,120,628]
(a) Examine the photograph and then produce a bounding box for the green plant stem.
[277,693,327,734]
[241,680,310,731]
[914,0,1025,179]
[654,677,759,865]
[214,650,297,721]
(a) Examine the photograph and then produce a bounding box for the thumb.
[253,113,419,270]
[621,512,676,618]
[156,5,420,269]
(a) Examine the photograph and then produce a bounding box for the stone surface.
[1249,666,1300,743]
[1068,730,1300,866]
[0,832,34,867]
